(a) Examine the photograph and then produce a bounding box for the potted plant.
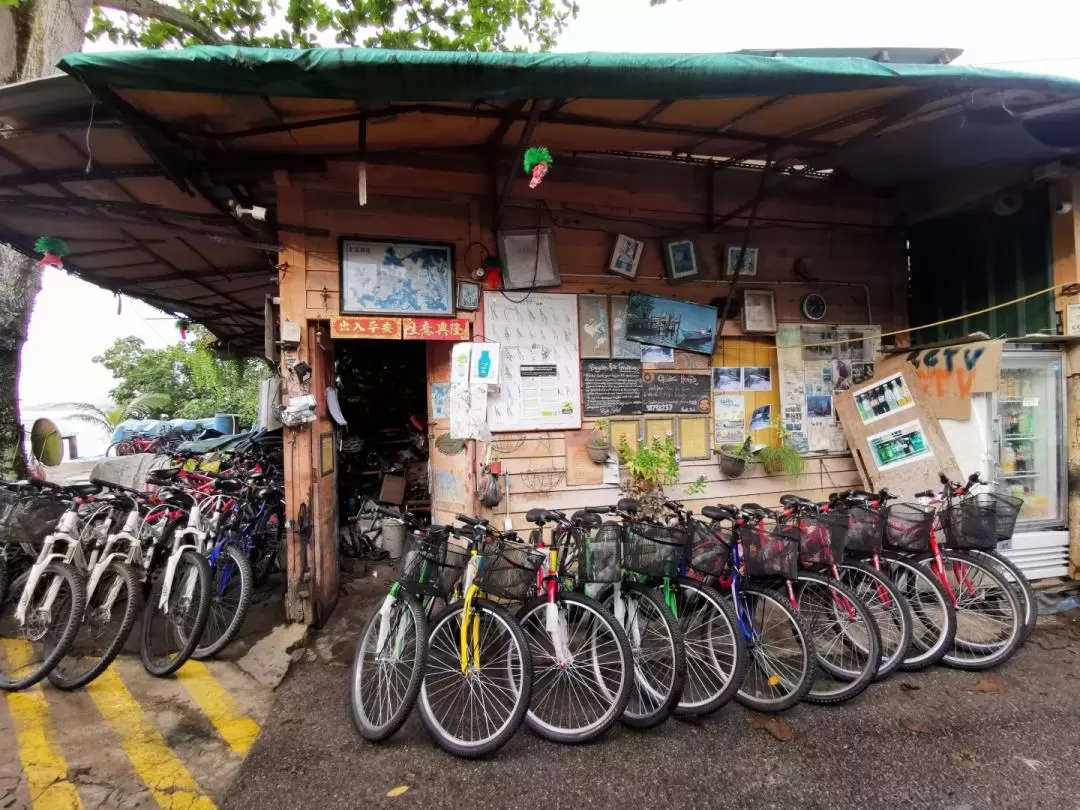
[717,437,753,478]
[757,427,806,482]
[617,432,681,515]
[586,418,612,463]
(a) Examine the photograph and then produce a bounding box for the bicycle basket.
[883,503,935,552]
[796,512,849,567]
[689,521,732,578]
[738,523,800,579]
[845,505,884,554]
[478,541,544,601]
[941,495,999,550]
[2,495,66,555]
[987,491,1024,541]
[581,522,623,583]
[624,522,690,578]
[396,530,468,599]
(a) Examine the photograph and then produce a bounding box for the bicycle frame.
[15,507,85,625]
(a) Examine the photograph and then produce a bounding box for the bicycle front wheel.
[351,592,428,742]
[419,598,532,758]
[192,543,253,660]
[669,577,747,718]
[877,552,956,671]
[49,559,139,691]
[734,584,816,713]
[836,561,913,681]
[968,549,1036,642]
[140,549,212,677]
[795,572,881,705]
[517,591,632,744]
[0,561,85,692]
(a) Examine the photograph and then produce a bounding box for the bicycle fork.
[458,553,482,674]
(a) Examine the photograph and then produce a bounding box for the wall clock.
[801,293,827,321]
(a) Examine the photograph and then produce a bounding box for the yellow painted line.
[0,639,84,810]
[86,667,216,810]
[176,661,260,756]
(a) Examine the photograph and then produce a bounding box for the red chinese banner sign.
[330,316,402,339]
[402,318,471,341]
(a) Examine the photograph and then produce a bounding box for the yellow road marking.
[0,639,84,810]
[176,661,260,756]
[86,667,216,810]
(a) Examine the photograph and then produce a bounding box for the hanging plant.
[174,319,191,340]
[523,146,553,189]
[34,236,69,268]
[757,427,807,482]
[717,437,753,478]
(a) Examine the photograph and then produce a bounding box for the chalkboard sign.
[642,372,711,414]
[582,359,644,417]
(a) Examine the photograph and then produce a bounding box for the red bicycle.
[105,434,173,457]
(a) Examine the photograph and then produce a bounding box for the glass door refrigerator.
[994,346,1067,534]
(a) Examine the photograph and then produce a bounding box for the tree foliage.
[93,328,268,425]
[88,0,579,51]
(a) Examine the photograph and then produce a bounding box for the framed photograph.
[742,366,772,392]
[497,229,560,290]
[609,233,644,279]
[339,238,454,316]
[661,237,701,283]
[640,345,675,365]
[320,432,335,476]
[725,246,759,276]
[626,291,718,355]
[712,367,742,392]
[742,289,777,334]
[457,280,480,311]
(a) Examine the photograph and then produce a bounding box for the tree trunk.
[0,248,42,478]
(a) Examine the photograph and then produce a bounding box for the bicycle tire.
[418,598,532,759]
[733,584,817,713]
[0,552,7,606]
[516,591,633,744]
[968,549,1036,642]
[914,551,1024,671]
[140,549,213,677]
[795,572,881,705]
[192,543,253,660]
[876,552,957,671]
[0,561,86,692]
[49,559,139,691]
[836,560,914,681]
[596,582,686,729]
[252,504,284,588]
[350,592,428,742]
[668,577,747,718]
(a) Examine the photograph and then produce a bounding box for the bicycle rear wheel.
[351,592,428,742]
[419,598,532,758]
[599,583,686,729]
[517,591,632,744]
[49,559,139,690]
[252,504,284,588]
[877,552,956,671]
[192,543,253,660]
[140,549,212,677]
[795,572,881,704]
[0,562,85,692]
[734,584,816,713]
[836,561,913,681]
[669,577,747,718]
[968,549,1036,642]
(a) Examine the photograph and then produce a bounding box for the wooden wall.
[275,156,908,617]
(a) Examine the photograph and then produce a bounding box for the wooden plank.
[565,430,604,487]
[487,436,566,458]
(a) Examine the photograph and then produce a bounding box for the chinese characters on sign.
[330,316,402,339]
[402,318,471,340]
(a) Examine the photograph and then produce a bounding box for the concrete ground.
[223,565,1080,809]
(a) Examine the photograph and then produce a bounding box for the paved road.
[222,578,1080,810]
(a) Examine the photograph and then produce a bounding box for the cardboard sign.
[876,339,1003,420]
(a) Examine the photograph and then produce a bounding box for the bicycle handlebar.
[455,513,488,527]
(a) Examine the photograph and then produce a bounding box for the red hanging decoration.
[34,236,69,268]
[523,146,553,189]
[481,256,503,291]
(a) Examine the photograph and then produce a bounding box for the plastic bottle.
[910,431,926,453]
[856,395,870,421]
[884,381,899,410]
[1002,444,1016,474]
[477,350,491,380]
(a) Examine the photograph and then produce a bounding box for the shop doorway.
[333,339,430,535]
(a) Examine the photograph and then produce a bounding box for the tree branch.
[95,0,226,44]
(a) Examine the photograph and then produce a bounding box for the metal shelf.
[1002,435,1038,441]
[1002,471,1040,478]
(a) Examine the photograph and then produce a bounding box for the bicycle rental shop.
[6,47,1080,625]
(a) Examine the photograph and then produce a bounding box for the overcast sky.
[19,0,1080,408]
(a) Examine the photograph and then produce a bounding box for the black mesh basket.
[689,521,732,578]
[396,529,468,599]
[796,512,849,567]
[479,541,545,601]
[738,523,800,580]
[987,492,1024,541]
[1,493,66,555]
[580,522,623,583]
[624,522,690,578]
[941,495,999,550]
[883,503,936,552]
[843,505,883,554]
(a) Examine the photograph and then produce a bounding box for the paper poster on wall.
[867,419,933,471]
[579,295,611,358]
[712,367,742,391]
[519,364,562,421]
[609,296,639,360]
[749,404,772,431]
[641,345,675,365]
[853,371,915,425]
[470,343,500,385]
[430,383,449,419]
[742,366,771,392]
[713,394,745,445]
[451,343,471,384]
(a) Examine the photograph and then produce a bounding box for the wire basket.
[940,495,1000,551]
[479,541,545,601]
[844,505,884,554]
[987,491,1024,541]
[689,520,732,578]
[580,522,623,583]
[738,523,800,580]
[624,522,690,579]
[396,530,468,599]
[883,503,936,552]
[796,512,849,567]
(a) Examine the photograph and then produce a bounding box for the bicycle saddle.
[779,494,814,508]
[147,468,182,484]
[701,505,735,522]
[525,508,564,525]
[215,479,244,494]
[570,510,602,529]
[617,498,640,514]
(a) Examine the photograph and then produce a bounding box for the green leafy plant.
[684,475,708,496]
[757,427,806,482]
[590,418,610,448]
[719,437,754,459]
[618,433,680,489]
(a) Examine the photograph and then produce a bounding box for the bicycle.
[518,508,633,743]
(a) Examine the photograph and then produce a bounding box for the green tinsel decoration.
[34,236,69,257]
[523,146,553,174]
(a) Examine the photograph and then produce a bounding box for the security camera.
[1054,200,1073,216]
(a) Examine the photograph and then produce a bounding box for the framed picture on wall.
[726,246,759,276]
[609,234,644,279]
[457,280,481,311]
[497,229,561,289]
[339,238,454,316]
[661,237,701,283]
[742,289,777,334]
